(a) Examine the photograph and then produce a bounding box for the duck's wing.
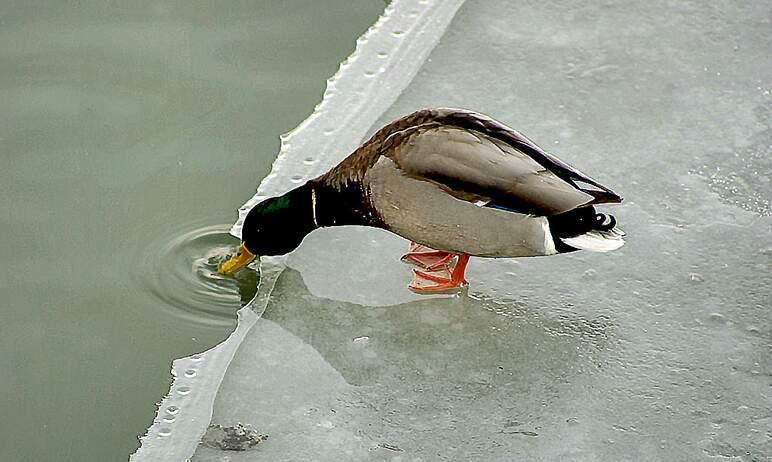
[387,121,620,216]
[434,108,623,205]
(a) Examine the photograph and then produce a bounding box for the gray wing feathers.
[391,126,594,215]
[433,108,622,204]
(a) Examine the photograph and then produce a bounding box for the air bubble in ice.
[708,313,726,323]
[688,273,704,282]
[352,336,370,346]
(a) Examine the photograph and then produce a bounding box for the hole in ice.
[391,30,405,37]
[377,51,388,58]
[364,70,376,77]
[158,428,172,437]
[303,157,317,165]
[290,175,304,183]
[132,223,258,327]
[177,386,192,395]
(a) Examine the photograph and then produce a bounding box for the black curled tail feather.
[548,206,594,239]
[548,206,624,253]
[548,206,619,238]
[593,212,616,231]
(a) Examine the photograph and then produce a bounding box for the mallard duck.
[219,108,624,293]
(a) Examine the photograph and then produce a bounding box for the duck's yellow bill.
[218,243,257,275]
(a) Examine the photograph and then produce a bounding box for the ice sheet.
[193,0,771,460]
[132,0,466,459]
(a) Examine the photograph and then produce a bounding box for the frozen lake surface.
[141,0,770,460]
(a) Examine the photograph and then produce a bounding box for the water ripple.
[133,223,258,327]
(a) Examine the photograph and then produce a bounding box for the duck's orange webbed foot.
[401,242,455,270]
[408,254,470,294]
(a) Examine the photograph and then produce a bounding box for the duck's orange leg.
[401,242,454,270]
[409,254,470,294]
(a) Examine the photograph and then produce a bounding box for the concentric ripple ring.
[133,223,258,327]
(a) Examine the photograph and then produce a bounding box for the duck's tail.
[548,207,625,253]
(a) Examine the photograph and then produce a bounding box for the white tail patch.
[541,218,558,255]
[561,227,625,252]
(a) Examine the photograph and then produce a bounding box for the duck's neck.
[307,179,382,228]
[243,181,378,255]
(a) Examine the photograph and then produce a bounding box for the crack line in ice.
[131,0,466,459]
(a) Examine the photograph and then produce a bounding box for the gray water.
[0,1,382,460]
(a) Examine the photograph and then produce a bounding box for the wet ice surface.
[194,0,770,460]
[693,104,772,217]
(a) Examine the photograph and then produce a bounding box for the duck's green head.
[218,187,315,275]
